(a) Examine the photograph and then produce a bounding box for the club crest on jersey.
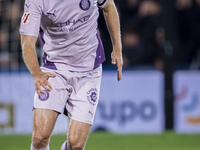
[38,90,49,101]
[87,88,98,105]
[22,12,31,24]
[79,0,90,11]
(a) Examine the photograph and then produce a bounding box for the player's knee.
[32,133,49,148]
[69,137,85,150]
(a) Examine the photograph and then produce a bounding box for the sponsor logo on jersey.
[57,15,90,32]
[87,88,98,105]
[22,12,31,24]
[79,0,90,11]
[38,90,49,101]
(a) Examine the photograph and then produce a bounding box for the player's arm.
[102,0,123,81]
[21,35,55,95]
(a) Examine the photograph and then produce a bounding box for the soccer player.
[20,0,122,149]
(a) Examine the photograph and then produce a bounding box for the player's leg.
[31,108,59,150]
[32,68,70,149]
[61,66,102,150]
[68,119,91,150]
[61,118,70,150]
[61,119,91,150]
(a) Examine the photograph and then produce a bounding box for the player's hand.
[111,49,123,81]
[33,72,56,95]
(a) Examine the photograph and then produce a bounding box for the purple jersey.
[20,0,108,71]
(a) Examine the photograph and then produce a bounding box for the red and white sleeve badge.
[22,12,31,24]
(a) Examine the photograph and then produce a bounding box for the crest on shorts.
[87,88,98,105]
[39,90,49,101]
[22,12,31,24]
[79,0,90,11]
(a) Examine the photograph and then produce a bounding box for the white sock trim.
[61,141,67,150]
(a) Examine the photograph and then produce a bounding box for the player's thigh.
[33,108,59,137]
[68,119,91,146]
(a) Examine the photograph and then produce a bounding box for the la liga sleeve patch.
[22,12,31,24]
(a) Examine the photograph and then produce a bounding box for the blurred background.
[1,0,200,71]
[0,0,200,148]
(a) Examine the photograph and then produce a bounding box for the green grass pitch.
[0,131,200,150]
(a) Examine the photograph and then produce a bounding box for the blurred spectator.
[0,1,23,69]
[0,29,10,68]
[196,0,200,7]
[138,0,164,69]
[175,0,200,64]
[122,25,144,67]
[176,0,192,10]
[6,2,22,68]
[2,0,200,70]
[119,0,139,25]
[121,0,164,69]
[138,0,162,18]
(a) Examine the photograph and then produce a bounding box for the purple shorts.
[34,66,102,125]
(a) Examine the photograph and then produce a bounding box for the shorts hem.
[33,106,62,114]
[68,115,93,125]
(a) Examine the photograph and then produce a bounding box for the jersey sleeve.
[97,0,109,8]
[19,0,42,37]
